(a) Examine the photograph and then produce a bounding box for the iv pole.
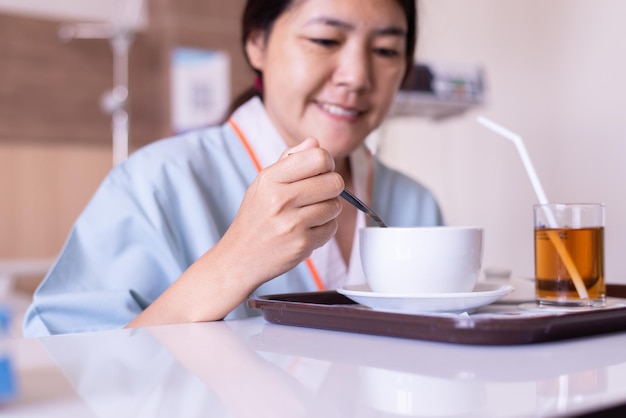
[58,0,144,166]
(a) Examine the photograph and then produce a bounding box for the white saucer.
[479,276,536,304]
[337,283,514,314]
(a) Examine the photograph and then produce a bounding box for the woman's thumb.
[281,137,319,159]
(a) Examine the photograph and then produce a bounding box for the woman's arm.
[127,138,344,327]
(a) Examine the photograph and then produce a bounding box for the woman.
[24,0,442,336]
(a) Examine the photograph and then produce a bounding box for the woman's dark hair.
[228,0,418,114]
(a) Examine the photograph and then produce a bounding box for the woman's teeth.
[322,103,358,117]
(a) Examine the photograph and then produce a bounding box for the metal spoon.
[340,188,387,228]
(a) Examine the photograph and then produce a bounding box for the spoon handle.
[340,189,387,228]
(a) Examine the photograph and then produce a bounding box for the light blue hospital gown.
[23,98,443,336]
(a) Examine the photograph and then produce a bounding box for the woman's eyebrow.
[304,16,406,37]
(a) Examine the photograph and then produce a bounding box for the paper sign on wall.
[170,47,230,133]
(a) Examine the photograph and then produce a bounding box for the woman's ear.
[245,30,267,71]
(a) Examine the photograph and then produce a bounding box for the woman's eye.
[309,38,339,47]
[374,48,400,58]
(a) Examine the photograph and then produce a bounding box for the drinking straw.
[476,116,589,299]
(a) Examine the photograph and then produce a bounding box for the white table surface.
[4,315,626,417]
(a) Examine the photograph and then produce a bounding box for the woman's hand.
[127,137,343,327]
[220,137,343,282]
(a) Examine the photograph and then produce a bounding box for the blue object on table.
[0,305,17,403]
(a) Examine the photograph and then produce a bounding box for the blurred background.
[380,0,625,283]
[1,0,625,326]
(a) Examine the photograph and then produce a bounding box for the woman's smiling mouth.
[319,102,363,119]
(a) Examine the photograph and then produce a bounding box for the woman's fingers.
[219,137,345,284]
[261,171,343,217]
[269,139,336,185]
[308,218,340,249]
[279,136,320,159]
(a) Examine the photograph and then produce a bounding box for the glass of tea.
[534,203,605,307]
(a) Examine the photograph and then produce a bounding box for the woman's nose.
[333,46,372,92]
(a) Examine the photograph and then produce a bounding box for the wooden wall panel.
[128,30,171,148]
[0,143,112,258]
[0,14,112,145]
[0,0,252,149]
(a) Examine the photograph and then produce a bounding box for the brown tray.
[248,284,626,345]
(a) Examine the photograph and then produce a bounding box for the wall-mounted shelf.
[388,62,485,120]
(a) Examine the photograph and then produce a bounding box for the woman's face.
[246,0,408,159]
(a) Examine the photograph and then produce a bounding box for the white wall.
[378,0,626,282]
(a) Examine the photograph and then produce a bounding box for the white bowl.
[359,226,483,294]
